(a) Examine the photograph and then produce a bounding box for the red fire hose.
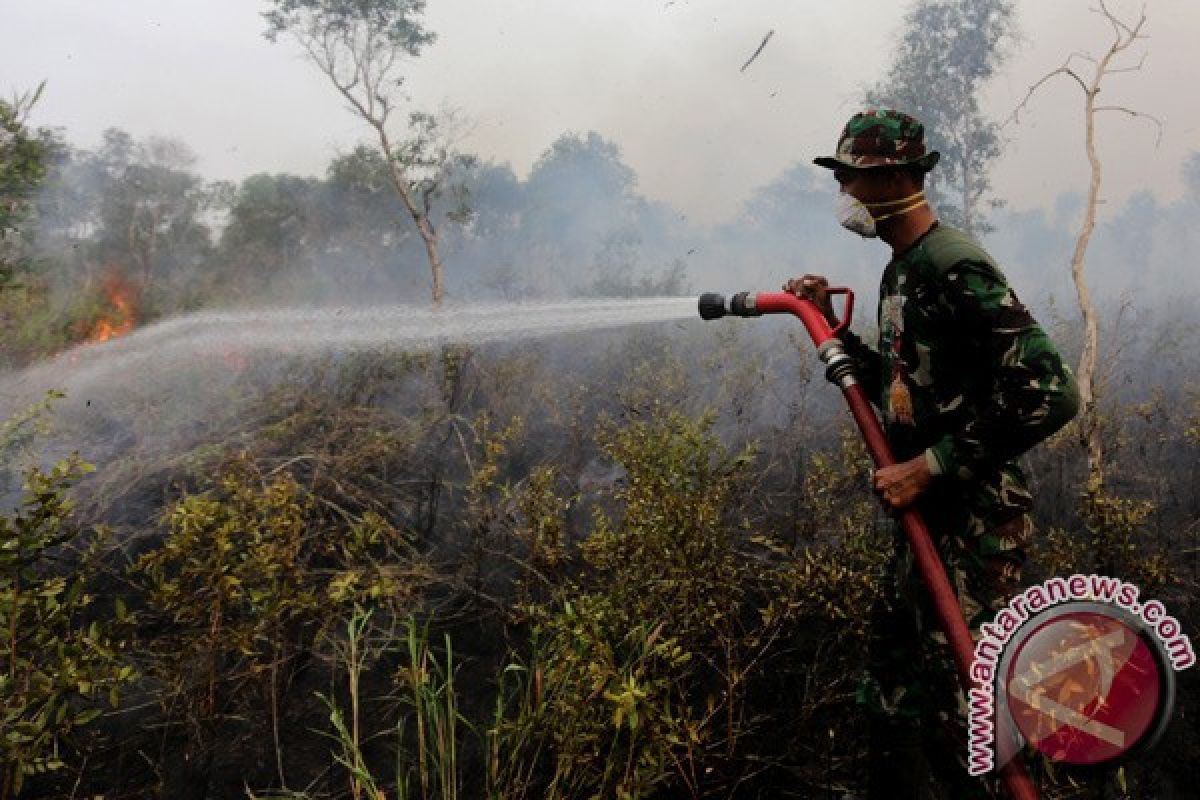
[698,289,1038,800]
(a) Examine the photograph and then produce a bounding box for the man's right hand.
[783,274,839,326]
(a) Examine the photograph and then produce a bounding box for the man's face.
[833,166,912,205]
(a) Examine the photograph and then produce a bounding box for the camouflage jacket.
[841,222,1079,540]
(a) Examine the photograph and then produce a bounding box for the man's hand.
[783,274,839,326]
[873,455,933,512]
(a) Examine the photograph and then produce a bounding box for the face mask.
[836,190,927,238]
[836,192,878,238]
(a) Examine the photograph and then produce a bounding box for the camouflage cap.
[814,110,941,172]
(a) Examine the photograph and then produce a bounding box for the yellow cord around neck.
[863,191,927,223]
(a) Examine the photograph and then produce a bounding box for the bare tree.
[265,1,467,307]
[1011,0,1162,488]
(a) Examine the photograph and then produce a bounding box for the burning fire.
[89,272,138,343]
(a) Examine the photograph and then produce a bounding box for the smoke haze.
[4,0,1199,225]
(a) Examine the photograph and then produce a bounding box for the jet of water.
[0,297,699,415]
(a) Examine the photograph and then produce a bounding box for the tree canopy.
[867,0,1017,234]
[262,0,434,53]
[0,84,57,287]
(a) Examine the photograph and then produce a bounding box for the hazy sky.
[4,0,1197,224]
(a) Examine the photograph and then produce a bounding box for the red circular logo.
[1004,609,1164,765]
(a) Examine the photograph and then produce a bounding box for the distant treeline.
[2,120,1199,367]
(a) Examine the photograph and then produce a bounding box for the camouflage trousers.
[857,492,1034,800]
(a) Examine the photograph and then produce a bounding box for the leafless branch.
[1106,52,1148,74]
[1095,0,1132,39]
[1007,57,1091,125]
[1099,0,1148,48]
[1094,105,1164,145]
[1009,0,1152,129]
[739,30,775,73]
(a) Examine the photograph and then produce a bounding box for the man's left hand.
[874,455,933,512]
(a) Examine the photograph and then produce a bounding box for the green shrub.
[136,457,317,718]
[1035,482,1175,594]
[1,455,135,799]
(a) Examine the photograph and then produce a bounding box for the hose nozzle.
[698,293,727,319]
[697,292,761,320]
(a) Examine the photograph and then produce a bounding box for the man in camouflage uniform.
[787,110,1079,798]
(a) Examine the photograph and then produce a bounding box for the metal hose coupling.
[697,292,762,320]
[817,339,858,390]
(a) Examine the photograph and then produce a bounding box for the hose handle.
[826,287,854,338]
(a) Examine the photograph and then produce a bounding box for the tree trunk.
[415,212,445,307]
[375,124,445,307]
[146,205,160,287]
[1071,83,1105,488]
[958,115,974,237]
[961,152,972,237]
[127,215,143,280]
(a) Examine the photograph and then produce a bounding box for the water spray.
[0,297,700,409]
[698,288,1039,800]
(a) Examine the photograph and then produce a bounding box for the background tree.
[263,0,470,307]
[1011,0,1161,488]
[443,159,525,298]
[322,144,427,290]
[213,172,322,301]
[866,0,1017,235]
[0,83,57,290]
[522,132,646,295]
[35,130,218,312]
[92,136,215,293]
[1184,152,1200,198]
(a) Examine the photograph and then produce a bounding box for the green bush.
[1,456,135,799]
[488,407,888,798]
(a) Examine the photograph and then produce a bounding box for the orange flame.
[89,272,138,343]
